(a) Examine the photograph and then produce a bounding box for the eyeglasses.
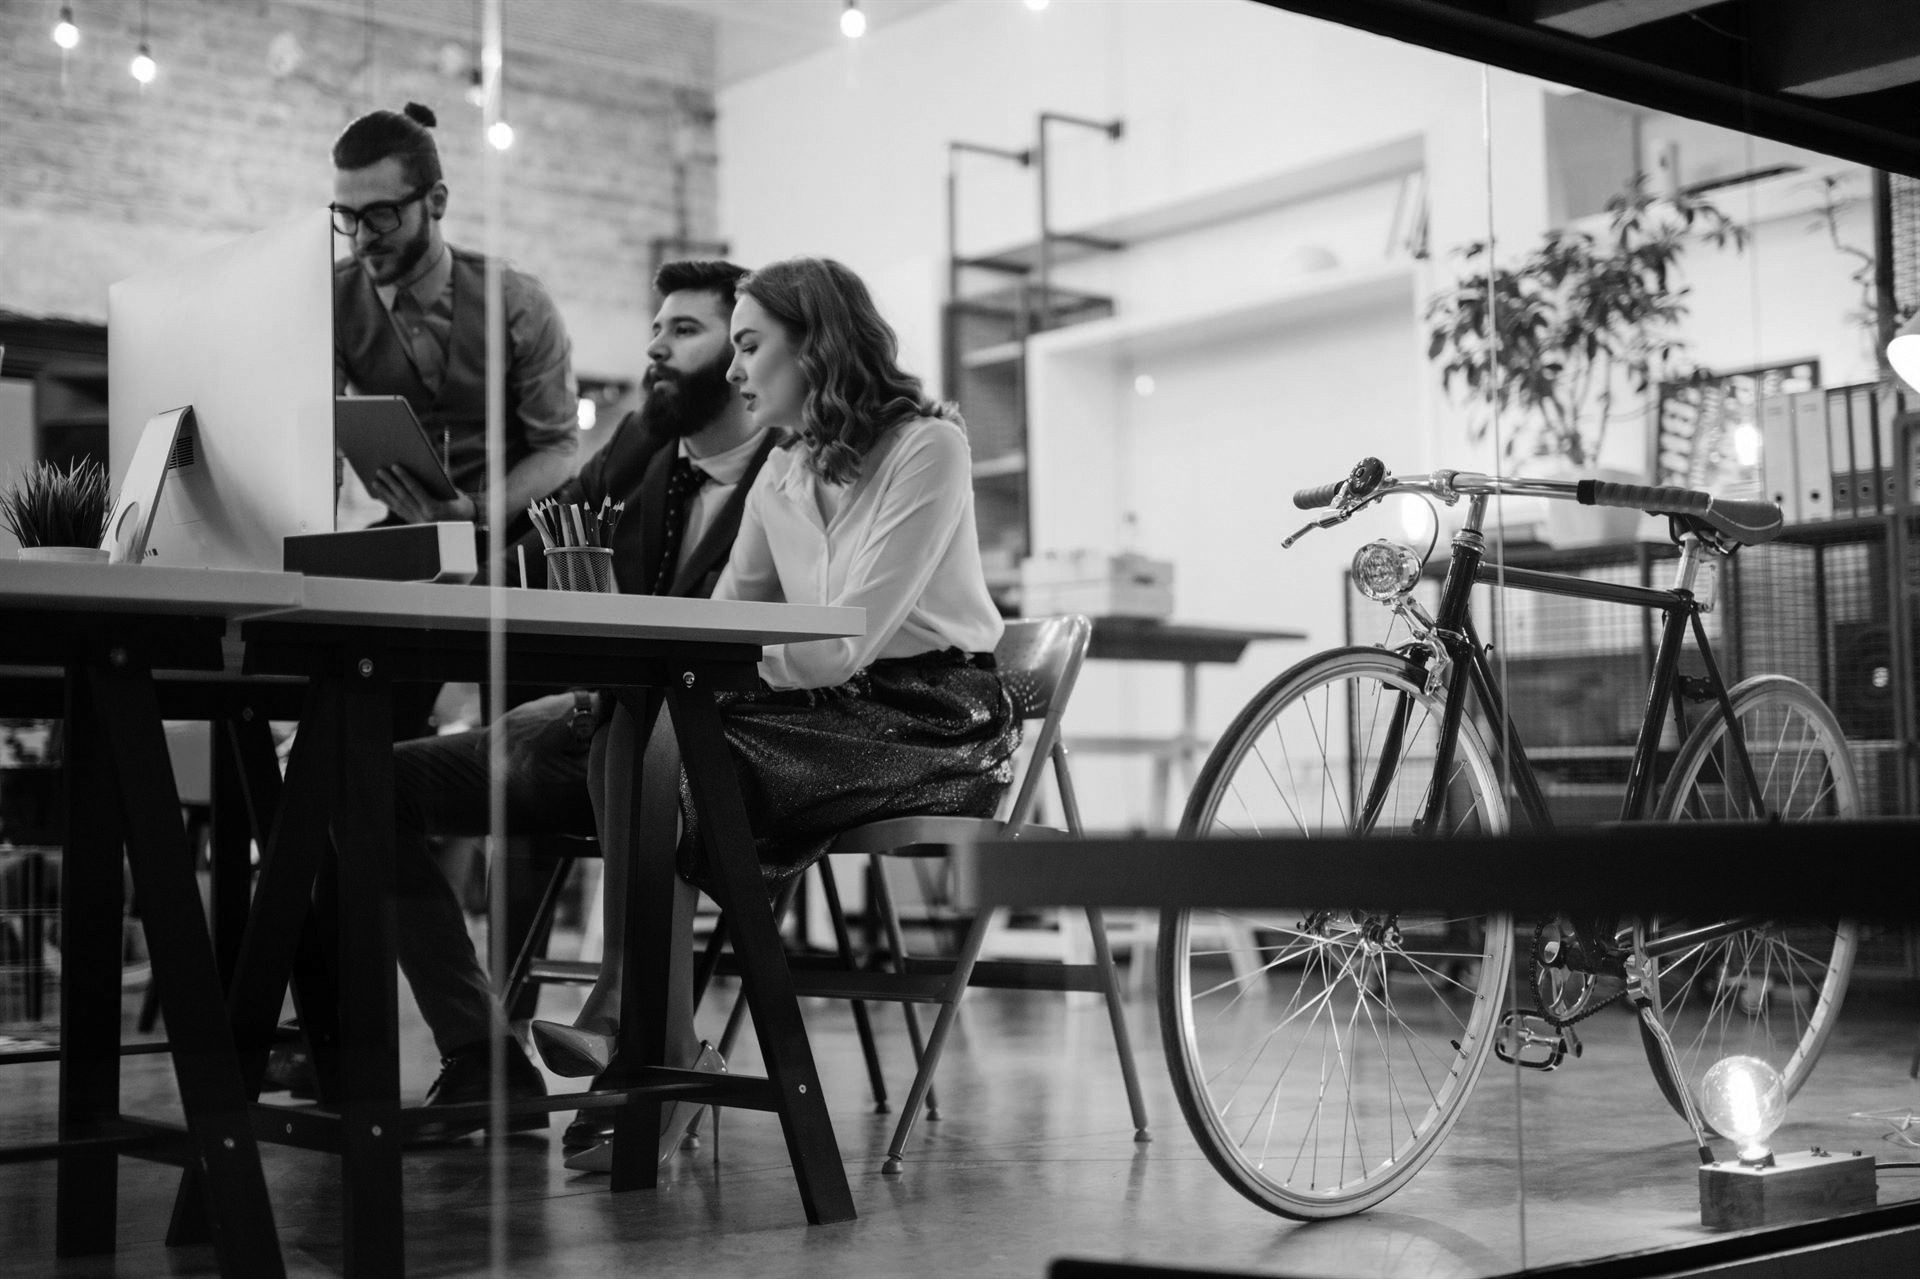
[329,185,434,236]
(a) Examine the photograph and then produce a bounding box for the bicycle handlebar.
[1289,458,1783,546]
[1292,480,1345,510]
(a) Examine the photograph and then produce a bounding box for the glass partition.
[3,1,1917,1275]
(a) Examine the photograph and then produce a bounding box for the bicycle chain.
[1526,919,1631,1029]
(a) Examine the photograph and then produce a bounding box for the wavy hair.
[737,257,959,484]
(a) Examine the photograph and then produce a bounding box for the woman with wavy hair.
[539,256,1020,1171]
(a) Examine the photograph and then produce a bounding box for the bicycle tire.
[1157,648,1514,1219]
[1638,675,1859,1128]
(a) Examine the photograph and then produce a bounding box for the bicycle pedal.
[1494,1010,1573,1071]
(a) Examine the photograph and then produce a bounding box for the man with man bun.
[330,102,579,535]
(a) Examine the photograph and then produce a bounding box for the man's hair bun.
[402,102,438,129]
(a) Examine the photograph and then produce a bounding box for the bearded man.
[357,260,773,1140]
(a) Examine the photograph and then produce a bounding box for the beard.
[637,349,734,438]
[354,220,433,287]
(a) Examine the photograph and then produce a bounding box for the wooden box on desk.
[1698,1149,1876,1230]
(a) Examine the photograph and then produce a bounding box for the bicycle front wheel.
[1640,675,1859,1126]
[1158,648,1514,1219]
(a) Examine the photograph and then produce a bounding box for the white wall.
[718,1,1544,392]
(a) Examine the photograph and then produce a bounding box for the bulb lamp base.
[1699,1148,1876,1231]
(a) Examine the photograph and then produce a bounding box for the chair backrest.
[994,613,1092,831]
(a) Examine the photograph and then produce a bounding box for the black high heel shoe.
[562,1041,727,1172]
[530,1019,615,1078]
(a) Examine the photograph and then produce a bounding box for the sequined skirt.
[679,649,1021,887]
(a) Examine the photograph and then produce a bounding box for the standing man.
[330,102,579,534]
[384,261,777,1141]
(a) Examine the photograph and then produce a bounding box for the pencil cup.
[544,546,617,593]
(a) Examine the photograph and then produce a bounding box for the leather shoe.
[410,1038,549,1145]
[531,1019,615,1078]
[562,1041,726,1172]
[262,1042,318,1100]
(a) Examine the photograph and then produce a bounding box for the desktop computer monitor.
[108,207,335,571]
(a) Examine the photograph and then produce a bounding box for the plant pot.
[15,546,109,564]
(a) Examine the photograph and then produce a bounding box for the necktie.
[391,290,446,393]
[653,455,708,594]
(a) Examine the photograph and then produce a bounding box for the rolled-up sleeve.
[504,269,580,460]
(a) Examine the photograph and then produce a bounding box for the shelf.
[955,134,1422,278]
[1026,260,1414,365]
[972,453,1028,480]
[961,341,1024,371]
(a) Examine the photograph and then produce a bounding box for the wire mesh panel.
[1889,172,1920,325]
[1,722,63,1046]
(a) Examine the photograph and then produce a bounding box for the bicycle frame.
[1398,492,1771,965]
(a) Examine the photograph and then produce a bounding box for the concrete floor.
[3,953,1920,1277]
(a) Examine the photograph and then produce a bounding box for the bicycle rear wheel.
[1640,675,1859,1126]
[1157,648,1514,1219]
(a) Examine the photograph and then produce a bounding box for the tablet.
[335,395,461,502]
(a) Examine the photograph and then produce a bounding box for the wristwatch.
[567,689,597,742]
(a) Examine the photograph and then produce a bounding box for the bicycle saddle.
[1576,479,1783,546]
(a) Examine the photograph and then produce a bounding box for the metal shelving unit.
[942,114,1124,611]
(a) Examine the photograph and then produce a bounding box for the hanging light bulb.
[840,1,866,39]
[53,5,80,49]
[1024,0,1051,10]
[487,119,515,151]
[130,0,155,85]
[1699,1055,1788,1165]
[465,66,486,109]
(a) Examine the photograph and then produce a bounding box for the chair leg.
[1085,906,1150,1142]
[881,908,994,1175]
[501,857,573,1017]
[817,859,889,1112]
[870,854,938,1121]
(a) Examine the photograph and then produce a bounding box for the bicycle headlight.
[1351,539,1423,601]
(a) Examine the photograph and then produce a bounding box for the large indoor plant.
[1425,175,1747,474]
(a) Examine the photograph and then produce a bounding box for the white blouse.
[714,416,1005,690]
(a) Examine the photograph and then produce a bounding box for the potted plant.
[1425,175,1747,527]
[0,458,110,562]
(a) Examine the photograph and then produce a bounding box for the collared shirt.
[715,416,1004,690]
[677,427,768,576]
[374,241,455,393]
[334,241,579,486]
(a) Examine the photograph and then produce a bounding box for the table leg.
[209,703,278,986]
[88,660,285,1278]
[606,694,675,1192]
[666,681,855,1225]
[331,672,405,1278]
[55,661,124,1257]
[170,682,341,1246]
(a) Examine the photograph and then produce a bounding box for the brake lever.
[1281,507,1354,549]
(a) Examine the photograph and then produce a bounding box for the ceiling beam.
[1752,0,1920,98]
[1531,0,1722,40]
[1254,0,1920,178]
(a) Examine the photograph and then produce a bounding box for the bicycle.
[1156,457,1860,1219]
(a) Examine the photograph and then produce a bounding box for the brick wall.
[0,0,718,375]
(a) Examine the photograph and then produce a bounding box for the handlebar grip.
[1293,480,1345,510]
[1576,480,1710,515]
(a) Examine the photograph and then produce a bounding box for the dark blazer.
[507,410,778,597]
